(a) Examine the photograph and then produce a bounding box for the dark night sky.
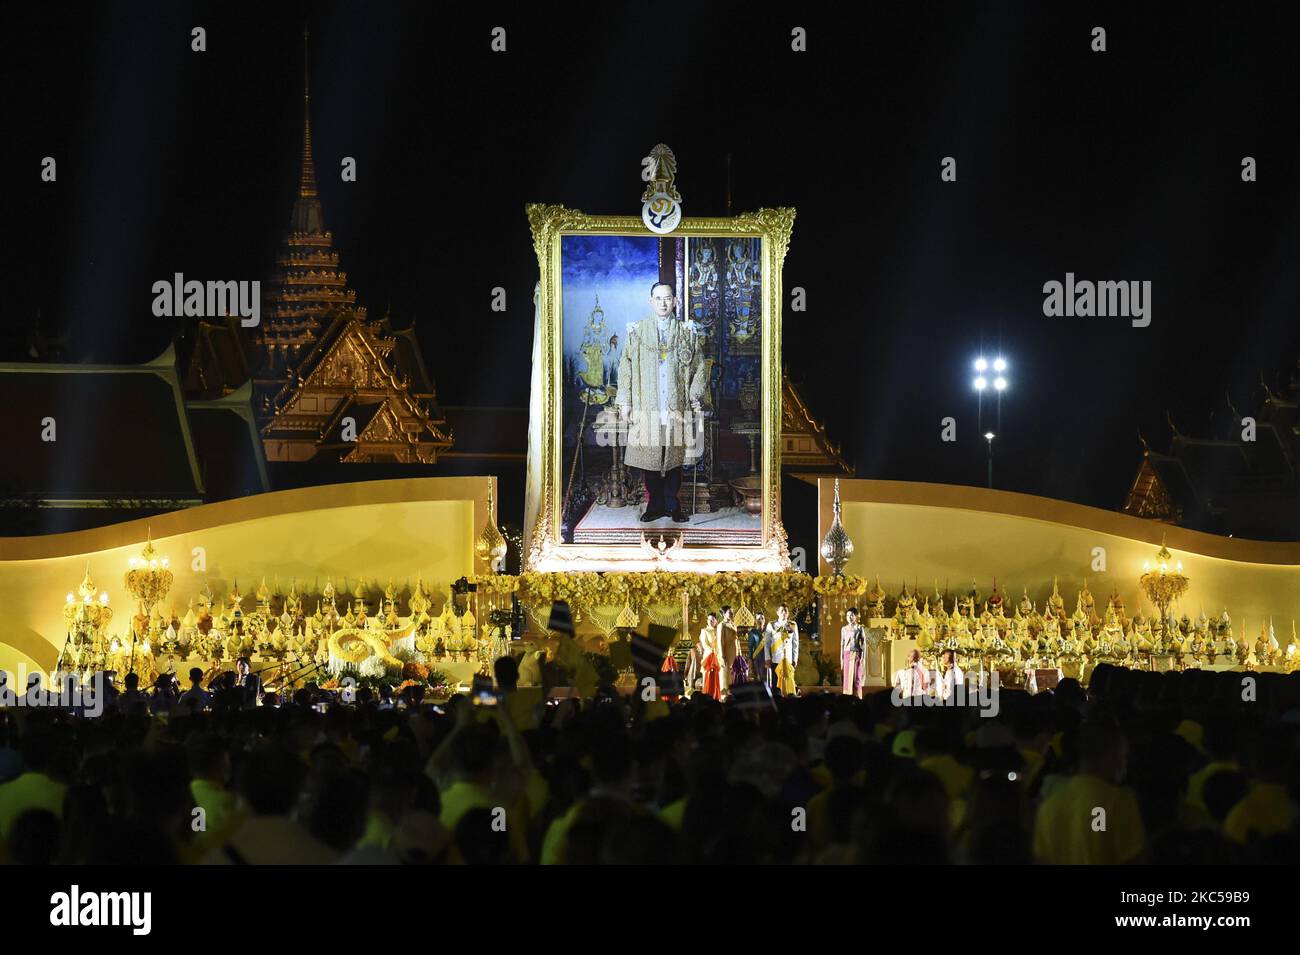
[6,1,1299,511]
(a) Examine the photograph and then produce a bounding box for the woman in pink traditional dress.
[700,612,723,701]
[841,607,866,698]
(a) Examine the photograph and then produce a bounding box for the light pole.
[973,357,1008,488]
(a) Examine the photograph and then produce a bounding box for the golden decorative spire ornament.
[124,532,174,674]
[409,575,430,619]
[59,566,113,673]
[125,533,173,619]
[1139,535,1189,644]
[476,481,509,571]
[819,478,855,576]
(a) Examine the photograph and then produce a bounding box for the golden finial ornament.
[819,478,855,576]
[475,481,509,571]
[125,531,173,620]
[58,564,113,672]
[1139,534,1190,645]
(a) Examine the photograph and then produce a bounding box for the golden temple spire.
[300,25,317,200]
[292,24,324,233]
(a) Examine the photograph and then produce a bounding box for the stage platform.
[573,502,760,545]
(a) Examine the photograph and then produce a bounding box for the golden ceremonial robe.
[616,316,707,473]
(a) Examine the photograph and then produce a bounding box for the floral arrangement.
[425,668,455,699]
[812,574,869,597]
[470,575,520,598]
[478,571,814,622]
[357,656,392,680]
[402,660,430,682]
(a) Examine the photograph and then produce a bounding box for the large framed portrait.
[524,204,795,572]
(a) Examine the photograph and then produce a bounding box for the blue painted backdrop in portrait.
[561,235,671,363]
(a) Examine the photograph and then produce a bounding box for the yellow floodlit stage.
[817,479,1300,633]
[0,477,497,674]
[5,475,1297,679]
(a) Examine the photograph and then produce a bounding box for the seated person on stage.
[892,648,929,698]
[936,649,965,701]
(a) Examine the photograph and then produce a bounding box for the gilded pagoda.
[183,31,451,465]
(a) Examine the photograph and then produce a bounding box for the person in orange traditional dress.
[699,612,723,701]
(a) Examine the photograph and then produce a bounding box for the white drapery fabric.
[522,282,545,564]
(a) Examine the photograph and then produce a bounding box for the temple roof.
[782,372,854,482]
[181,29,448,468]
[1123,358,1300,540]
[292,27,324,237]
[1,346,202,507]
[0,346,267,533]
[187,380,271,500]
[178,316,250,400]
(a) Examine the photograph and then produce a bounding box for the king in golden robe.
[615,281,707,522]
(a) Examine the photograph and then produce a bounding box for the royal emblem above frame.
[523,203,796,573]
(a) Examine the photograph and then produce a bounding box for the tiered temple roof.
[1123,358,1300,540]
[782,373,854,481]
[183,30,450,466]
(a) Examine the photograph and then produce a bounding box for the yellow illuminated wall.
[818,480,1300,638]
[0,477,495,673]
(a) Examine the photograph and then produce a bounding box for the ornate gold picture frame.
[524,204,795,572]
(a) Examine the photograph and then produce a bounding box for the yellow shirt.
[504,688,543,731]
[440,780,531,862]
[1224,782,1297,845]
[659,797,688,832]
[542,797,646,864]
[1017,747,1045,786]
[438,780,496,831]
[806,785,835,847]
[1184,760,1239,817]
[358,810,397,849]
[189,778,238,847]
[1033,773,1145,864]
[541,803,581,865]
[0,772,67,840]
[919,754,974,802]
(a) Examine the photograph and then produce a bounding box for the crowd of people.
[0,657,1297,864]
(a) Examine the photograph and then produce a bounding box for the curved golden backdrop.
[0,477,495,673]
[818,479,1300,631]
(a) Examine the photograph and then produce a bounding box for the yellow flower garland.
[471,571,815,621]
[812,574,869,597]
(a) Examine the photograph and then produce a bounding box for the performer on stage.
[762,605,800,697]
[615,282,707,522]
[699,612,723,700]
[841,607,866,698]
[660,645,682,701]
[726,607,751,689]
[718,606,739,697]
[937,649,965,701]
[748,612,770,689]
[892,648,929,698]
[683,639,701,698]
